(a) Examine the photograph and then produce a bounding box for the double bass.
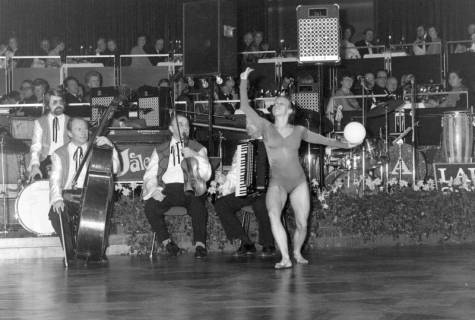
[63,99,118,262]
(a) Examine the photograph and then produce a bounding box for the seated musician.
[325,73,360,129]
[143,113,211,259]
[49,117,120,262]
[28,88,70,180]
[213,121,275,257]
[438,70,469,108]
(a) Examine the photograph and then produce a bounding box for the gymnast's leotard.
[240,79,345,193]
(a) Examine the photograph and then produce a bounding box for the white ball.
[343,122,366,145]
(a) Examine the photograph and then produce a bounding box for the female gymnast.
[239,67,356,269]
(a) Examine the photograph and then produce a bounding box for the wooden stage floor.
[1,245,475,320]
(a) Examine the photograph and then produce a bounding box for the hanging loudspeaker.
[296,4,340,63]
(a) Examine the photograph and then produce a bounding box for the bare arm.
[301,126,352,149]
[239,68,269,132]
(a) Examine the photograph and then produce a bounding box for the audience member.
[373,69,389,96]
[241,32,256,66]
[63,76,83,104]
[455,23,475,53]
[130,34,152,67]
[32,78,50,104]
[215,77,238,116]
[355,28,376,56]
[341,25,361,59]
[412,25,427,55]
[103,38,119,66]
[19,80,36,103]
[95,37,107,55]
[426,26,442,55]
[386,76,399,96]
[31,38,50,68]
[148,38,167,65]
[326,73,360,127]
[439,70,468,108]
[6,36,28,67]
[47,37,65,68]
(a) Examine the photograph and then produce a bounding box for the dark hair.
[339,72,354,82]
[7,91,21,102]
[158,78,170,87]
[363,28,374,35]
[32,78,50,92]
[20,79,33,89]
[449,70,464,82]
[63,76,79,88]
[343,25,355,37]
[66,117,89,131]
[84,71,103,86]
[46,88,65,99]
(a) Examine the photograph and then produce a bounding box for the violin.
[174,113,207,196]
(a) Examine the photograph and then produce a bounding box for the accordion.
[235,139,269,197]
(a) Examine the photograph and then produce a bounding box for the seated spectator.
[426,26,442,55]
[6,36,28,67]
[355,29,376,57]
[373,69,389,96]
[341,25,361,59]
[19,80,36,103]
[148,38,167,65]
[83,71,103,102]
[31,38,50,68]
[439,70,468,108]
[32,78,50,104]
[215,77,238,116]
[326,73,360,127]
[241,32,256,66]
[130,34,152,67]
[95,37,107,55]
[412,25,427,55]
[249,31,270,60]
[104,39,119,66]
[47,37,65,68]
[455,23,475,53]
[63,76,83,104]
[386,76,399,96]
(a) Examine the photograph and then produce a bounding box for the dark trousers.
[144,183,208,244]
[49,201,79,260]
[214,193,274,247]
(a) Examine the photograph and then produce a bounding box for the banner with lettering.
[116,145,156,182]
[433,163,475,189]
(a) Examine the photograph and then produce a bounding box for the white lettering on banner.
[118,149,151,177]
[391,159,412,175]
[437,168,447,182]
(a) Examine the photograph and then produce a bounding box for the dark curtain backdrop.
[375,0,475,43]
[0,0,268,55]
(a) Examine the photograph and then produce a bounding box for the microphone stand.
[410,79,417,185]
[360,77,367,195]
[0,135,6,235]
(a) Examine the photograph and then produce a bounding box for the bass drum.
[15,180,54,235]
[388,143,427,180]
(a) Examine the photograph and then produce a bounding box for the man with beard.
[28,88,70,179]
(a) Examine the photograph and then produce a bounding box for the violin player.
[142,113,211,259]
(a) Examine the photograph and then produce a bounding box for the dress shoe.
[194,246,207,259]
[260,245,276,257]
[165,241,180,256]
[234,243,257,256]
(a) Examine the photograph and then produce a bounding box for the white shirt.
[50,141,121,205]
[29,113,66,169]
[142,137,211,200]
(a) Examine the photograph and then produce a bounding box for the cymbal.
[0,135,29,153]
[367,99,404,118]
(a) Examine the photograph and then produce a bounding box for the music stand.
[137,86,160,127]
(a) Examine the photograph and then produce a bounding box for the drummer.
[28,88,70,180]
[325,73,360,128]
[49,117,120,263]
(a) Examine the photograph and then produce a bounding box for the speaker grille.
[91,96,114,122]
[298,17,340,63]
[139,97,160,126]
[291,92,320,112]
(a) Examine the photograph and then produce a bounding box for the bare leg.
[289,182,310,264]
[266,185,291,269]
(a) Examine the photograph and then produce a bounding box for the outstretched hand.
[240,67,254,80]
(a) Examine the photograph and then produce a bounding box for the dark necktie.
[52,116,58,143]
[73,146,83,172]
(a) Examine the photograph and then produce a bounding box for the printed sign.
[116,145,156,182]
[433,163,475,189]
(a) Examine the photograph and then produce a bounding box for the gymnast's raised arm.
[239,68,267,130]
[300,126,354,149]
